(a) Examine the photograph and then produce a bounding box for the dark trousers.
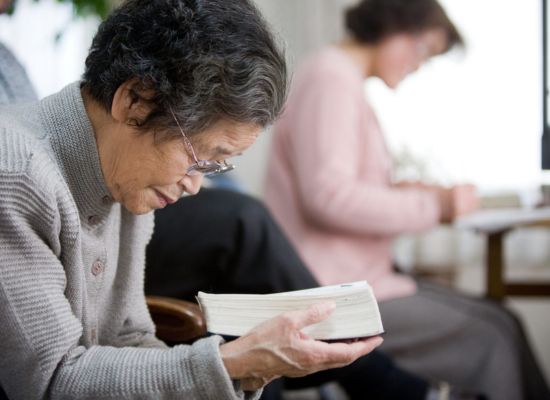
[145,188,427,400]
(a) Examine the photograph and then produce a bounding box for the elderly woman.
[0,0,383,399]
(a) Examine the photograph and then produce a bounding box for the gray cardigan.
[0,83,258,400]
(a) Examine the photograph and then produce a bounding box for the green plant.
[7,0,113,19]
[62,0,112,18]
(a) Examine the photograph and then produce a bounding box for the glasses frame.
[169,107,235,176]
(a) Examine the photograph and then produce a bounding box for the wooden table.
[455,208,550,301]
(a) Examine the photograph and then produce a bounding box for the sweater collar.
[39,82,113,220]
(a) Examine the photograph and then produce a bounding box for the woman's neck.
[337,39,375,79]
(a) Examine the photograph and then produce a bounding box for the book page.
[267,281,368,297]
[197,282,384,340]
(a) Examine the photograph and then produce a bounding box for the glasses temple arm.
[169,107,200,163]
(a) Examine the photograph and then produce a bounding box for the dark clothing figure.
[145,188,430,400]
[145,188,550,400]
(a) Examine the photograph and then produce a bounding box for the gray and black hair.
[82,0,288,139]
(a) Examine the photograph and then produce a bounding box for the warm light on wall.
[368,0,543,199]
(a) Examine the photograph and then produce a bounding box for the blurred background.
[2,0,549,390]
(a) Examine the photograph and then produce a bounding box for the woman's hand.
[450,184,478,219]
[434,184,478,223]
[219,301,384,391]
[396,181,478,222]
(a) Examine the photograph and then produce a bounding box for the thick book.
[196,281,384,341]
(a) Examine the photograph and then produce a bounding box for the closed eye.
[213,146,233,157]
[211,149,243,162]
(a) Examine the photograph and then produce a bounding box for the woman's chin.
[120,191,169,215]
[123,200,157,215]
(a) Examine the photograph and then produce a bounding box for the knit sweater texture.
[0,82,258,400]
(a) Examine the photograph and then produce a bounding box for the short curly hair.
[82,0,288,139]
[346,0,463,53]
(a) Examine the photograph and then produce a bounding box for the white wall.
[0,0,100,99]
[369,0,543,193]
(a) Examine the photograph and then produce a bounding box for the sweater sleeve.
[286,71,441,236]
[50,337,262,400]
[0,154,259,400]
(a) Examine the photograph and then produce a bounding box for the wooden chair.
[145,296,207,345]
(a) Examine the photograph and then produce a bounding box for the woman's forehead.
[192,121,260,156]
[198,120,260,141]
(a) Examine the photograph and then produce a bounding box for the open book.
[196,281,384,341]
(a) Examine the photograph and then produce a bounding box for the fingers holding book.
[311,335,385,369]
[219,300,383,389]
[292,300,337,332]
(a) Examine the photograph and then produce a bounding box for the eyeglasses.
[169,108,235,176]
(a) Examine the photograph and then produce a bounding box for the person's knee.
[475,299,525,339]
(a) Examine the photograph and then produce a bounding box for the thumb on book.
[295,300,336,331]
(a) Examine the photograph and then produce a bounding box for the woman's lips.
[155,190,175,207]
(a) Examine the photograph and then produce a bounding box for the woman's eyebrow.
[213,146,234,156]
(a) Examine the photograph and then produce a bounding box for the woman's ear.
[111,78,155,125]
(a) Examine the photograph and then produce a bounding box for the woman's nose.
[181,174,204,195]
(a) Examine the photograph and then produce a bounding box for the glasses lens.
[187,161,236,176]
[187,161,220,176]
[214,163,235,175]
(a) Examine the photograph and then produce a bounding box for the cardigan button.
[89,215,101,226]
[102,196,114,205]
[91,261,103,276]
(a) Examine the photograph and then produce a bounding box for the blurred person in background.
[264,0,550,399]
[0,0,37,105]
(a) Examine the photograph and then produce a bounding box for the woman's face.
[104,119,259,215]
[372,29,448,89]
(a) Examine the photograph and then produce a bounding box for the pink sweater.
[264,46,441,301]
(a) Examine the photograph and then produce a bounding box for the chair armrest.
[146,296,207,344]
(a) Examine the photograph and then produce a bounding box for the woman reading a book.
[0,1,384,399]
[264,0,550,399]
